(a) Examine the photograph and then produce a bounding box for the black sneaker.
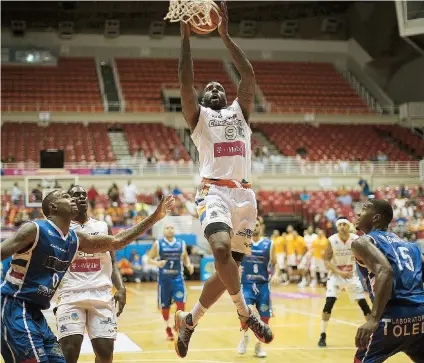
[239,310,274,344]
[318,332,327,347]
[174,310,195,358]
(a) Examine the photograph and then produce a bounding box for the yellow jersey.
[294,236,307,255]
[311,236,329,259]
[274,236,285,254]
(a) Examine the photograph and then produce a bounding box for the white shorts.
[310,258,327,274]
[287,254,297,267]
[297,254,311,270]
[326,275,365,301]
[276,253,286,269]
[196,183,257,255]
[55,289,117,340]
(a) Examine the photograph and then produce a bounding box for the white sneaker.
[297,280,307,288]
[255,342,267,358]
[237,334,249,355]
[309,280,317,288]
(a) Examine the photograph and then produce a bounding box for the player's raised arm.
[77,196,175,253]
[179,22,200,131]
[1,222,37,260]
[323,243,352,279]
[351,236,393,349]
[217,1,255,121]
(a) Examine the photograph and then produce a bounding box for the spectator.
[87,185,99,209]
[337,186,352,206]
[129,248,138,263]
[142,251,158,282]
[123,180,138,205]
[173,185,183,196]
[296,146,308,158]
[376,150,388,162]
[358,177,372,200]
[14,208,30,227]
[131,254,143,283]
[31,184,43,204]
[118,258,134,282]
[416,185,424,198]
[299,189,310,202]
[154,186,164,204]
[107,183,120,207]
[399,184,410,198]
[11,182,22,206]
[325,207,336,225]
[271,229,280,243]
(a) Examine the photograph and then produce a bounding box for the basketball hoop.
[164,0,217,26]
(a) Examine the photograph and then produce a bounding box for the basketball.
[189,2,222,34]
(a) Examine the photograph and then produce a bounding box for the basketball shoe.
[239,309,274,344]
[174,310,196,358]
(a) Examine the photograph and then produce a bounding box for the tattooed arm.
[179,22,200,131]
[1,222,37,260]
[77,196,174,253]
[217,1,255,121]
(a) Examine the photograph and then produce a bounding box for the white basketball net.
[164,0,216,26]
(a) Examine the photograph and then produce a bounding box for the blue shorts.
[242,282,272,318]
[1,295,65,363]
[355,304,424,363]
[158,276,186,309]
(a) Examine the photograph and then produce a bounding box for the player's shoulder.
[349,233,359,241]
[328,233,338,242]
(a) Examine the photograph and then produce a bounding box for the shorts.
[55,289,117,340]
[196,183,257,255]
[287,254,297,267]
[1,295,65,363]
[242,282,272,318]
[276,253,286,270]
[355,304,424,363]
[158,276,186,309]
[326,274,365,301]
[311,258,327,274]
[298,254,311,271]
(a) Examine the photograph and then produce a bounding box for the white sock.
[190,301,208,326]
[301,277,306,283]
[231,290,250,317]
[321,320,328,334]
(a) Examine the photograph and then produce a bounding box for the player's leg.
[91,339,114,363]
[351,278,371,320]
[318,276,339,347]
[237,283,255,355]
[87,301,117,363]
[310,258,318,287]
[253,283,272,358]
[171,277,187,340]
[56,304,86,363]
[297,255,309,287]
[276,252,289,284]
[1,297,61,363]
[159,281,174,340]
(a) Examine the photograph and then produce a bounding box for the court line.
[282,307,360,328]
[79,359,232,363]
[120,322,319,335]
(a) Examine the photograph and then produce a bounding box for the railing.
[1,102,400,116]
[2,160,420,177]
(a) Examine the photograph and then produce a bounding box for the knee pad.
[231,251,244,263]
[323,297,337,314]
[357,298,371,316]
[204,222,231,240]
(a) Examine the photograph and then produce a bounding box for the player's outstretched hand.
[217,0,228,36]
[154,195,175,220]
[355,319,379,350]
[114,288,127,317]
[157,260,168,269]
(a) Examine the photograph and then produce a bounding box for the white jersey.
[58,218,113,294]
[304,233,317,250]
[191,99,252,181]
[328,233,359,275]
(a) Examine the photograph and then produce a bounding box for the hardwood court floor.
[3,282,411,363]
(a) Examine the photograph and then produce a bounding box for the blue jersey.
[356,230,424,306]
[241,238,272,284]
[157,238,185,281]
[1,220,79,310]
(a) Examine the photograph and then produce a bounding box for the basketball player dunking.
[174,2,273,358]
[55,185,126,363]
